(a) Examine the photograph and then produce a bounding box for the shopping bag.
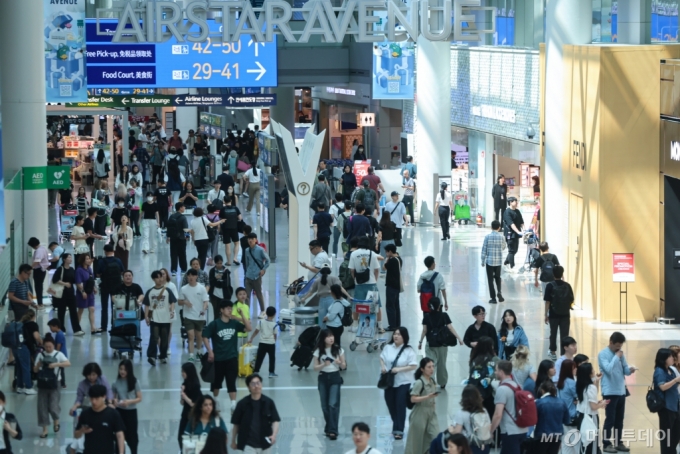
[199,353,215,383]
[234,183,241,195]
[238,344,254,377]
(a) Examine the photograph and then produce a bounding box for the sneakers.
[603,447,618,453]
[74,331,85,336]
[498,294,505,303]
[172,271,177,277]
[23,388,37,395]
[489,299,498,304]
[230,400,236,413]
[148,357,156,366]
[269,373,278,378]
[548,351,557,361]
[161,358,168,364]
[188,354,195,362]
[615,445,630,452]
[143,250,148,254]
[15,388,24,394]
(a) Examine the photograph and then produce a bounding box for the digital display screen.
[85,20,277,88]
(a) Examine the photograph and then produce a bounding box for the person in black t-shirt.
[312,203,333,253]
[217,168,235,192]
[502,197,524,271]
[141,192,160,254]
[84,208,104,257]
[382,244,402,330]
[75,384,126,454]
[417,297,463,389]
[231,373,281,452]
[153,180,171,230]
[114,271,144,310]
[219,198,242,266]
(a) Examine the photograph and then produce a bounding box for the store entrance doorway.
[569,193,583,310]
[663,176,680,322]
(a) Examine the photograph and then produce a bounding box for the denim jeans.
[318,371,342,434]
[384,383,410,434]
[500,432,527,454]
[12,346,32,389]
[332,227,341,256]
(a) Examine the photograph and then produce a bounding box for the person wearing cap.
[434,182,453,241]
[503,197,524,271]
[492,175,508,222]
[207,181,225,205]
[384,191,407,247]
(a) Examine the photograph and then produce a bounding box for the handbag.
[377,345,407,389]
[579,413,598,443]
[237,160,251,172]
[47,267,65,298]
[202,217,217,242]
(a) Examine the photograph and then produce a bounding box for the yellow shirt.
[234,301,250,338]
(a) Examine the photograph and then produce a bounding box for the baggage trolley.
[518,230,540,274]
[110,295,141,359]
[349,299,387,353]
[279,273,321,332]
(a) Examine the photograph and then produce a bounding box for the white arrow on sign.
[175,97,183,104]
[247,62,266,81]
[228,96,235,104]
[248,39,265,57]
[122,98,129,105]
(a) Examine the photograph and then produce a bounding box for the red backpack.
[500,382,537,428]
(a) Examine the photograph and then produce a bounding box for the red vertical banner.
[612,253,635,282]
[353,160,372,185]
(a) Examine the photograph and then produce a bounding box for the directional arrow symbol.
[228,96,234,104]
[246,62,266,81]
[248,39,265,57]
[122,98,129,105]
[175,97,183,104]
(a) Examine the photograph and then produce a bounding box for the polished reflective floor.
[3,195,676,454]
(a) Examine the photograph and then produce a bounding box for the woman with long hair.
[75,254,98,334]
[178,362,203,449]
[324,284,351,348]
[129,164,143,189]
[93,148,108,183]
[179,180,199,210]
[127,179,142,237]
[340,164,357,200]
[534,380,570,454]
[50,253,84,336]
[418,297,463,389]
[534,360,556,397]
[556,359,579,454]
[200,428,228,454]
[447,433,473,454]
[497,309,529,360]
[380,327,418,440]
[165,159,186,205]
[299,264,349,329]
[33,334,70,438]
[243,160,261,212]
[433,181,453,240]
[71,216,90,263]
[112,359,142,454]
[405,357,439,454]
[75,186,89,218]
[313,329,346,440]
[469,336,499,423]
[378,210,397,262]
[653,348,680,454]
[91,179,110,236]
[184,395,228,436]
[451,385,491,454]
[116,164,130,188]
[575,363,607,454]
[225,183,239,206]
[510,345,537,390]
[113,215,133,269]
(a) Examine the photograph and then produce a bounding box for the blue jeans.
[318,372,342,434]
[471,444,491,454]
[12,346,32,389]
[332,227,341,256]
[384,383,409,434]
[317,296,334,329]
[500,433,526,454]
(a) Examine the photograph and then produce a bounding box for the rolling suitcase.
[290,345,314,371]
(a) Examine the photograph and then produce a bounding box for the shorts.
[222,229,239,244]
[183,318,205,332]
[212,357,238,393]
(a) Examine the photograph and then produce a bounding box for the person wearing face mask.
[224,184,238,206]
[127,180,142,238]
[110,197,130,234]
[129,164,143,189]
[353,145,367,161]
[141,192,160,254]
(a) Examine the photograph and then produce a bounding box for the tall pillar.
[269,87,295,138]
[175,88,198,140]
[544,0,592,260]
[0,0,48,244]
[617,0,651,44]
[415,39,451,224]
[92,118,101,141]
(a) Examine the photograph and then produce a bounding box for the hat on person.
[390,191,399,196]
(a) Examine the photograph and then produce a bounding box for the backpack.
[469,410,493,448]
[419,272,439,312]
[350,187,362,204]
[221,206,239,230]
[202,217,217,242]
[500,382,538,428]
[429,313,458,347]
[549,281,574,316]
[335,300,353,327]
[101,258,122,293]
[539,253,556,282]
[1,321,23,349]
[361,189,376,210]
[340,212,350,238]
[468,357,495,400]
[166,213,184,240]
[37,353,60,390]
[406,378,425,410]
[339,259,355,290]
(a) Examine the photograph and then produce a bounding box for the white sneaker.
[230,400,236,413]
[15,388,25,394]
[74,331,85,336]
[23,388,37,395]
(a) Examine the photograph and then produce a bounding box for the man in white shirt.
[349,236,384,332]
[345,422,382,454]
[207,181,226,205]
[328,193,345,258]
[299,240,331,279]
[383,191,407,246]
[178,269,209,362]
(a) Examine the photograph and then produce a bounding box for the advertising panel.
[44,0,88,102]
[613,253,635,283]
[372,42,415,100]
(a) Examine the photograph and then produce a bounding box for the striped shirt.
[481,231,507,266]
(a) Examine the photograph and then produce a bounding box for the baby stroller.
[518,230,540,274]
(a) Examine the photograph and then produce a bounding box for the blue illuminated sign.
[85,20,277,88]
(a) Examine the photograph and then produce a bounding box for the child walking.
[248,306,278,378]
[48,319,68,388]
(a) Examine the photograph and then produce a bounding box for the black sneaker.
[148,358,156,367]
[498,294,505,303]
[489,299,498,304]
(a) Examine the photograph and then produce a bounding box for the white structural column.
[175,88,198,140]
[617,0,652,44]
[0,0,48,243]
[269,87,296,139]
[415,38,451,223]
[544,0,592,260]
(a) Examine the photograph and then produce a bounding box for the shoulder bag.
[148,286,166,321]
[377,345,407,389]
[248,247,264,269]
[201,217,217,242]
[47,267,65,298]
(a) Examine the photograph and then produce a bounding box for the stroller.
[517,230,540,274]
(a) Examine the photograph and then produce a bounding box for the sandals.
[54,423,60,433]
[233,260,240,266]
[328,433,337,441]
[40,433,48,439]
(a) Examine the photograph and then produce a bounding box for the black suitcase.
[297,326,320,348]
[290,345,314,371]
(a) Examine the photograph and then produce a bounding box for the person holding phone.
[231,373,281,453]
[405,358,440,454]
[313,329,346,441]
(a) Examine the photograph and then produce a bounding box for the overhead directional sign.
[67,93,277,108]
[89,88,156,96]
[86,19,277,88]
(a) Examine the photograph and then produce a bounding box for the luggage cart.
[279,273,321,331]
[110,296,141,359]
[349,299,387,353]
[518,230,540,274]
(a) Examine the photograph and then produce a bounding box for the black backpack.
[406,378,425,410]
[166,213,184,240]
[468,357,495,400]
[221,207,239,230]
[37,353,59,390]
[362,188,376,210]
[335,300,353,327]
[340,212,350,238]
[539,253,556,282]
[429,313,458,347]
[101,259,122,293]
[549,281,574,316]
[1,321,23,349]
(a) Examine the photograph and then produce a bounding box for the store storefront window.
[593,1,679,43]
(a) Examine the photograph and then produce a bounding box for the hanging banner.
[372,41,415,100]
[44,0,88,103]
